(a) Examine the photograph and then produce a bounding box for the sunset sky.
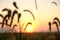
[0,0,60,33]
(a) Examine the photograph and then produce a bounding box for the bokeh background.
[0,0,60,33]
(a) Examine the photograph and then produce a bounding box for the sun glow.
[25,24,33,33]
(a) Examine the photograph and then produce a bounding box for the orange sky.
[0,0,60,33]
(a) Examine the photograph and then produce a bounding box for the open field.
[0,32,60,40]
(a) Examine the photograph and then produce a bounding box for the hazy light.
[25,24,33,33]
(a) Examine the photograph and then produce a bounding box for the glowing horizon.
[0,0,60,33]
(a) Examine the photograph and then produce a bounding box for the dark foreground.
[0,32,60,40]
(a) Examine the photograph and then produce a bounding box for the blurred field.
[0,32,60,40]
